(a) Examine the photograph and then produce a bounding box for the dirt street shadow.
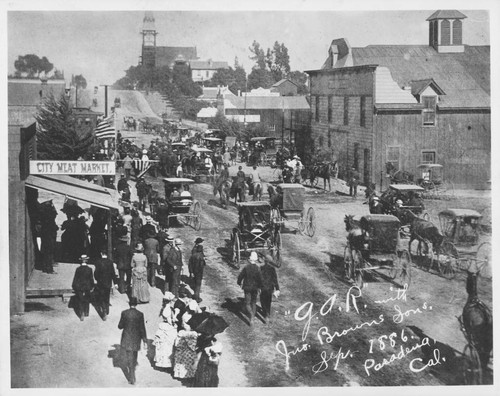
[108,344,130,382]
[221,297,252,326]
[24,301,54,312]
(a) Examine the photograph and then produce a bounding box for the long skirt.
[154,322,177,368]
[173,330,198,379]
[131,267,150,303]
[193,352,219,387]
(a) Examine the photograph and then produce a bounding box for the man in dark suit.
[237,251,264,325]
[164,238,183,297]
[114,235,132,294]
[118,297,147,385]
[94,252,116,320]
[259,253,280,323]
[72,254,95,321]
[188,238,206,303]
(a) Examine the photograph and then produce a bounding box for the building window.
[386,146,400,171]
[328,130,331,148]
[421,151,436,164]
[441,20,451,46]
[360,96,366,127]
[268,125,276,132]
[452,19,462,45]
[422,96,437,126]
[343,96,349,126]
[328,95,333,123]
[315,95,320,122]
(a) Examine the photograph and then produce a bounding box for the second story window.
[328,95,333,123]
[315,95,320,122]
[422,96,437,126]
[360,96,366,127]
[343,96,349,126]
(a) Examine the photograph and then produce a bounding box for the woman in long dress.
[153,292,178,369]
[193,337,222,387]
[131,244,150,303]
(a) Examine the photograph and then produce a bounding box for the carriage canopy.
[237,202,272,229]
[389,184,425,192]
[277,183,304,211]
[360,215,401,253]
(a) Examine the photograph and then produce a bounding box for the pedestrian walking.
[131,244,150,303]
[153,292,178,369]
[348,167,360,198]
[118,297,148,385]
[164,238,183,298]
[114,235,133,294]
[71,254,95,321]
[144,232,160,288]
[237,251,263,325]
[93,251,116,320]
[259,253,280,323]
[123,154,133,180]
[139,216,157,245]
[136,177,149,212]
[236,165,246,202]
[193,337,223,387]
[130,209,143,250]
[188,237,206,303]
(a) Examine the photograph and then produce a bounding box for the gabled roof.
[224,95,309,110]
[190,60,229,70]
[410,79,445,96]
[272,79,298,88]
[155,46,198,67]
[8,79,66,106]
[350,45,490,108]
[426,10,467,21]
[198,86,236,100]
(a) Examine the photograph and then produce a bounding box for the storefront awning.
[25,174,120,210]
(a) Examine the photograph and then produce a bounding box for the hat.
[79,254,89,261]
[165,236,174,242]
[142,149,148,154]
[145,216,152,223]
[187,300,201,312]
[396,199,403,205]
[129,297,138,306]
[163,291,175,301]
[175,238,183,245]
[135,243,144,252]
[195,237,204,244]
[249,251,259,263]
[293,155,299,159]
[372,196,379,201]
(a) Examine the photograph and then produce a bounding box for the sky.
[6,1,493,88]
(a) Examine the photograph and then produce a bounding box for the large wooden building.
[306,10,490,189]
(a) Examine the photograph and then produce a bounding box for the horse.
[229,176,246,204]
[386,162,414,184]
[402,210,443,256]
[213,176,231,209]
[252,181,262,201]
[344,214,368,279]
[305,161,338,191]
[462,270,493,377]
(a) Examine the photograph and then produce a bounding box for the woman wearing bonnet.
[153,291,178,369]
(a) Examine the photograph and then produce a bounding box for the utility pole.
[281,97,285,150]
[100,84,110,117]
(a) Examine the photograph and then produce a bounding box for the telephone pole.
[100,84,110,117]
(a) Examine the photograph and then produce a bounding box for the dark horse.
[386,162,414,184]
[213,176,231,209]
[461,270,493,379]
[402,210,443,255]
[303,161,339,191]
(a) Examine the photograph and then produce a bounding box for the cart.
[162,178,202,231]
[416,164,455,200]
[270,183,316,237]
[248,137,277,166]
[344,214,412,289]
[380,184,428,219]
[230,202,282,267]
[433,209,490,279]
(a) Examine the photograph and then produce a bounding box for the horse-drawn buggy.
[416,163,455,199]
[344,214,412,289]
[230,202,282,267]
[378,184,429,220]
[159,178,202,231]
[432,209,491,280]
[247,137,277,167]
[268,183,316,237]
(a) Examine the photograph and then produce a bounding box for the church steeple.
[141,11,158,67]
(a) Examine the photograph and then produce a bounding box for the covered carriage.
[248,137,277,166]
[344,214,412,289]
[160,178,201,230]
[230,202,282,267]
[269,183,315,237]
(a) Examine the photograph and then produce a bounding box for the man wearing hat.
[259,253,280,323]
[188,238,206,303]
[93,251,116,320]
[139,216,157,245]
[114,234,133,294]
[237,251,264,325]
[144,230,160,288]
[348,167,360,198]
[136,177,149,212]
[118,297,147,385]
[369,196,385,214]
[71,255,95,321]
[163,238,184,298]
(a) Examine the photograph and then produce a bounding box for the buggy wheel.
[192,200,202,231]
[270,231,282,267]
[435,241,458,279]
[398,250,412,288]
[343,246,353,279]
[476,242,492,280]
[306,207,316,237]
[298,209,306,235]
[232,232,241,265]
[352,250,364,288]
[462,344,483,385]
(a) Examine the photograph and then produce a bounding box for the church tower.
[141,11,158,67]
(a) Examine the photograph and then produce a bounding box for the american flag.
[94,115,116,140]
[133,156,152,178]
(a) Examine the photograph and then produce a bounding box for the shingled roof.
[224,95,309,110]
[351,45,490,109]
[190,60,228,70]
[155,46,198,67]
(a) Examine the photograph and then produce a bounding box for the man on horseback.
[250,166,263,201]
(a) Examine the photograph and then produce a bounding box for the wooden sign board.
[29,160,116,175]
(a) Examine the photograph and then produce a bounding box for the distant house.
[306,10,490,189]
[216,93,310,143]
[198,85,236,103]
[190,59,229,83]
[271,79,299,96]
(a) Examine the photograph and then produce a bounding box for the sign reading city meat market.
[29,160,116,175]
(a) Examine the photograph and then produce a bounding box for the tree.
[72,74,87,89]
[208,111,243,138]
[208,66,247,94]
[35,94,95,160]
[249,40,266,70]
[272,42,291,81]
[288,70,309,94]
[247,68,274,90]
[14,54,54,77]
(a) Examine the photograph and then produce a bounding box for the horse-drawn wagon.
[230,202,282,267]
[160,178,202,231]
[269,184,316,237]
[416,163,455,200]
[344,214,412,289]
[248,137,277,167]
